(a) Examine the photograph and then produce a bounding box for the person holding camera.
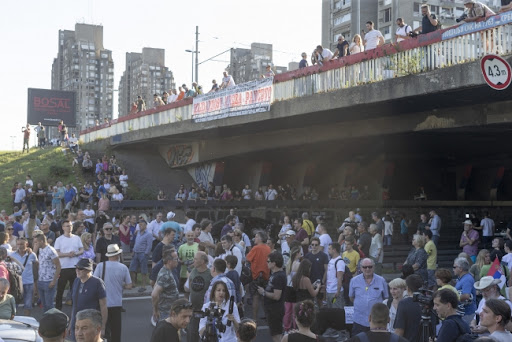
[433,289,471,342]
[393,275,424,342]
[461,0,496,23]
[395,18,412,42]
[199,280,240,342]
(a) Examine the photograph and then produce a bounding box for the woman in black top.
[292,259,321,303]
[282,300,325,342]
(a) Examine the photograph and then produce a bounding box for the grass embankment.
[0,148,85,210]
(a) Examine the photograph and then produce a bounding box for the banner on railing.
[442,11,512,41]
[192,77,273,122]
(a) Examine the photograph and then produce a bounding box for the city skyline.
[2,0,321,150]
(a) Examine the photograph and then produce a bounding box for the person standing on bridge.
[299,53,308,69]
[363,21,384,50]
[220,71,236,89]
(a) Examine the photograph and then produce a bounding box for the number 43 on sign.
[481,54,512,90]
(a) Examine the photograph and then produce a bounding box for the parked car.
[0,316,42,342]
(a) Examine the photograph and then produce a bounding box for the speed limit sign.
[481,54,512,90]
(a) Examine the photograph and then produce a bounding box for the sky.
[1,0,321,151]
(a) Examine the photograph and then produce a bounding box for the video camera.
[194,302,226,341]
[456,13,468,23]
[412,287,434,309]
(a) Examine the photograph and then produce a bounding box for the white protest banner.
[192,77,273,122]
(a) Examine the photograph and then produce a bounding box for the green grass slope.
[0,148,84,210]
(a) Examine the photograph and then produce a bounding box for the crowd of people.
[1,197,512,342]
[156,183,376,203]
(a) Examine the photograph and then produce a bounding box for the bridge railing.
[80,12,512,144]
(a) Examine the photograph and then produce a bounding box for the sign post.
[480,55,512,90]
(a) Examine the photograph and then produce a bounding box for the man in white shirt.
[83,204,95,226]
[395,18,412,43]
[183,211,196,234]
[315,45,333,64]
[147,212,164,246]
[265,185,278,200]
[54,220,84,309]
[479,211,495,249]
[364,21,385,50]
[220,71,236,89]
[318,224,333,255]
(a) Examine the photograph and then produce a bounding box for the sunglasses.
[104,228,113,231]
[172,302,193,312]
[362,266,374,269]
[76,268,86,271]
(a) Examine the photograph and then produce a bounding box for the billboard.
[27,88,76,127]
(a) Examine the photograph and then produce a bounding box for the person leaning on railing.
[461,0,496,23]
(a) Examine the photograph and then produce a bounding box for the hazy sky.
[2,0,321,150]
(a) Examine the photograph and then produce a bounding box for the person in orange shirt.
[177,86,186,101]
[246,231,271,322]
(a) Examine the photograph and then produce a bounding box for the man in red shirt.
[246,231,270,322]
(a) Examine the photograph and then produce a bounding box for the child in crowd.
[225,254,244,317]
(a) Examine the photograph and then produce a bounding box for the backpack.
[452,317,479,342]
[3,261,24,304]
[356,332,399,342]
[335,258,353,291]
[240,263,253,286]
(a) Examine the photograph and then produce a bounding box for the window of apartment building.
[430,5,439,15]
[334,13,351,26]
[413,3,421,16]
[384,0,391,5]
[384,8,392,22]
[455,7,465,16]
[383,26,391,41]
[413,20,420,30]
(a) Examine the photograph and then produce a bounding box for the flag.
[487,257,507,289]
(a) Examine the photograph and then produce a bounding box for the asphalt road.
[27,296,273,342]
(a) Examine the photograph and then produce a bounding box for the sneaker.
[138,287,146,293]
[151,315,157,327]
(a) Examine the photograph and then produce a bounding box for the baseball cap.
[38,308,69,338]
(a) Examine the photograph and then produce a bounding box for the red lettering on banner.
[34,97,71,110]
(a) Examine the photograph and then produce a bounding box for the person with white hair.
[454,257,477,324]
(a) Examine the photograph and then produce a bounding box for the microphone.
[227,295,235,326]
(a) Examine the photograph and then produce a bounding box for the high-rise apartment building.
[323,0,501,51]
[227,43,287,84]
[51,24,114,131]
[118,48,174,117]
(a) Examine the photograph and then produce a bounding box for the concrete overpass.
[82,14,512,201]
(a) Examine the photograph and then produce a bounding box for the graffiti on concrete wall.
[188,162,216,188]
[166,144,195,167]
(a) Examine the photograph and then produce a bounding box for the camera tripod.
[419,307,435,342]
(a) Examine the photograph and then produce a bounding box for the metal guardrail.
[80,12,512,144]
[109,199,512,210]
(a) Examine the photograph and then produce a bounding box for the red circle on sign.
[481,55,512,90]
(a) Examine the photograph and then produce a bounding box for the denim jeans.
[23,283,34,309]
[38,280,56,313]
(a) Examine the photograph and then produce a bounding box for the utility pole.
[195,26,199,84]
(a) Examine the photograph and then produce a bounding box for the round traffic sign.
[481,54,512,90]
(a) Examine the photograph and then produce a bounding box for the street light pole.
[195,26,199,84]
[185,49,198,84]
